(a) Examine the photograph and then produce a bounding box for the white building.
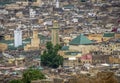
[29,8,36,18]
[0,9,8,14]
[43,21,52,25]
[72,18,78,23]
[14,28,22,47]
[56,0,59,8]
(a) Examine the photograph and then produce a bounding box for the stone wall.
[67,71,118,83]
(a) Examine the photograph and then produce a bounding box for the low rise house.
[102,32,115,41]
[80,53,92,64]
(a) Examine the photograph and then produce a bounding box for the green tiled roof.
[0,1,14,5]
[63,5,74,9]
[65,52,81,56]
[61,46,69,51]
[80,0,86,2]
[103,33,115,37]
[69,34,93,45]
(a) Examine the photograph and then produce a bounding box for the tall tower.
[56,0,59,8]
[31,29,40,48]
[24,29,40,51]
[51,20,59,46]
[14,28,22,47]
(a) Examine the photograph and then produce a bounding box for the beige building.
[32,0,42,7]
[5,34,13,40]
[38,19,44,24]
[91,0,102,3]
[0,43,8,52]
[63,37,72,45]
[16,1,29,6]
[8,57,25,67]
[87,33,103,43]
[16,11,23,18]
[24,30,40,51]
[88,33,120,43]
[5,4,25,10]
[109,56,120,64]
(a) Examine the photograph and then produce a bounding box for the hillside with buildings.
[0,0,120,83]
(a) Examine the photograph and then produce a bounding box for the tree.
[41,42,63,68]
[9,79,23,83]
[22,69,46,83]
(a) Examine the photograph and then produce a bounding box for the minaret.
[14,26,22,47]
[33,29,38,39]
[31,29,40,47]
[51,20,59,46]
[56,0,59,8]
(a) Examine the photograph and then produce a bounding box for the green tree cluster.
[41,42,63,68]
[22,69,46,83]
[9,79,23,83]
[9,69,45,83]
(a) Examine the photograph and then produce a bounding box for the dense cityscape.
[0,0,120,83]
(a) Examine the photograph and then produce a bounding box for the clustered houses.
[0,0,119,65]
[0,0,120,82]
[60,33,120,67]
